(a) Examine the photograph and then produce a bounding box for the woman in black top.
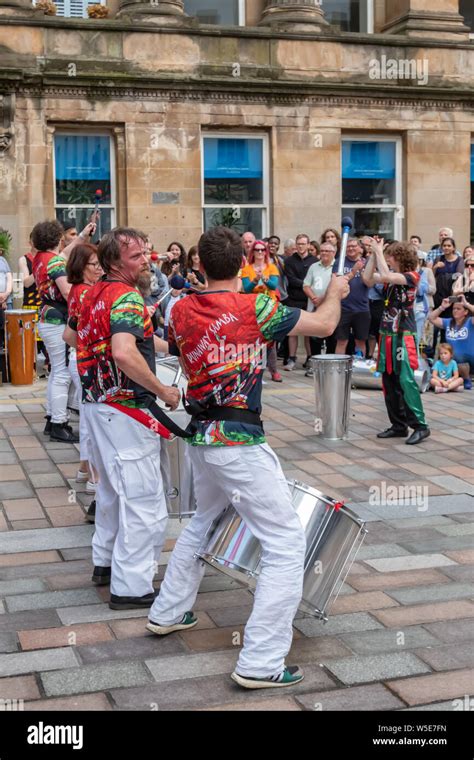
[186,246,207,294]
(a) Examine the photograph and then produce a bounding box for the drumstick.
[337,217,353,276]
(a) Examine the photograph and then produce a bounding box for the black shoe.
[406,428,431,446]
[302,356,312,369]
[85,500,96,524]
[49,422,79,444]
[92,566,111,586]
[43,415,52,435]
[109,592,158,610]
[377,427,408,439]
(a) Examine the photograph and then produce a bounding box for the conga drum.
[6,310,37,385]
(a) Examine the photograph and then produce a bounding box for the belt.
[184,398,263,428]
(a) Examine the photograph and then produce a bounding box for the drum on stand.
[155,356,196,520]
[5,310,37,385]
[197,480,367,622]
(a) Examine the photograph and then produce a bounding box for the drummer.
[76,227,180,609]
[147,226,350,689]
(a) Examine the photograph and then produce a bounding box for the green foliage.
[0,228,12,260]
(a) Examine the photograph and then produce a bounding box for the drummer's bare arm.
[19,257,35,289]
[56,275,72,300]
[153,335,169,354]
[63,325,77,349]
[361,250,377,287]
[290,275,350,338]
[112,332,180,410]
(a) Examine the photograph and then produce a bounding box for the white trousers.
[38,322,71,423]
[68,351,89,461]
[84,404,168,598]
[150,443,306,678]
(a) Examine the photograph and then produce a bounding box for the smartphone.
[448,296,461,303]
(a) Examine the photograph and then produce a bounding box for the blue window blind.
[55,135,110,181]
[342,141,396,180]
[204,138,263,179]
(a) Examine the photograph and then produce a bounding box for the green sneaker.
[146,611,197,636]
[231,665,304,690]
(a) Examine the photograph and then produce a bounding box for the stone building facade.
[0,0,473,272]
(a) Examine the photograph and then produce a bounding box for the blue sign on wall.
[55,135,111,181]
[343,141,396,180]
[204,138,263,179]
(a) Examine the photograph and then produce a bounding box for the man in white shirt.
[303,242,337,375]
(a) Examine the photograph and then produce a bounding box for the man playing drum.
[77,228,180,610]
[147,226,350,689]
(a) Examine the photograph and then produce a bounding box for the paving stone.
[0,551,62,569]
[372,601,474,628]
[330,591,399,615]
[386,516,456,529]
[6,588,101,613]
[77,634,187,665]
[12,520,51,530]
[206,605,254,627]
[110,665,337,711]
[445,549,474,564]
[340,626,440,655]
[296,683,405,711]
[403,699,473,712]
[48,450,81,463]
[59,547,92,561]
[2,499,45,521]
[0,675,41,700]
[201,697,301,711]
[24,693,113,711]
[109,611,216,640]
[438,565,474,583]
[0,647,79,677]
[386,582,474,606]
[0,579,47,596]
[29,473,66,489]
[0,465,26,481]
[387,668,474,706]
[46,506,87,527]
[415,643,474,671]
[41,661,153,697]
[18,623,114,651]
[14,448,50,461]
[355,544,410,561]
[0,482,34,500]
[0,525,93,554]
[294,612,384,638]
[0,633,19,653]
[0,441,14,452]
[400,536,474,553]
[57,604,150,626]
[146,650,238,682]
[43,573,93,590]
[348,569,450,592]
[36,488,73,507]
[426,475,474,495]
[324,652,430,685]
[193,589,253,611]
[288,636,352,662]
[0,609,62,633]
[364,554,457,573]
[424,618,474,644]
[0,559,91,581]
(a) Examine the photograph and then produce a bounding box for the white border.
[201,131,269,236]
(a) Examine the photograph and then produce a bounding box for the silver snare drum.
[156,357,196,520]
[197,480,367,621]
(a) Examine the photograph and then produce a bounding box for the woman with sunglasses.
[453,257,474,306]
[63,244,104,504]
[241,241,282,382]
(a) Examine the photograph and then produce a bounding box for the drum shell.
[352,358,431,393]
[6,310,36,385]
[155,358,196,519]
[198,480,366,620]
[312,355,353,440]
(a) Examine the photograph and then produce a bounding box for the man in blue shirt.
[333,238,370,356]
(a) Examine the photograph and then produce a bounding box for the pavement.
[0,365,473,712]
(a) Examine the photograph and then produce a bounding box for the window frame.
[53,129,116,231]
[201,131,269,238]
[184,0,245,26]
[34,0,106,18]
[341,134,403,240]
[324,0,374,34]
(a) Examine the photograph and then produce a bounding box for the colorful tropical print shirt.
[169,291,300,446]
[77,280,155,408]
[380,272,420,336]
[32,251,68,325]
[67,283,91,332]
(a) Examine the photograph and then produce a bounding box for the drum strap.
[185,399,263,428]
[105,398,193,440]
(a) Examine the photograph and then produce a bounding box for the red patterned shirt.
[32,251,68,325]
[77,279,154,408]
[68,283,91,332]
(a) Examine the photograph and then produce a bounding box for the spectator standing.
[303,242,337,375]
[335,238,370,357]
[283,233,318,370]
